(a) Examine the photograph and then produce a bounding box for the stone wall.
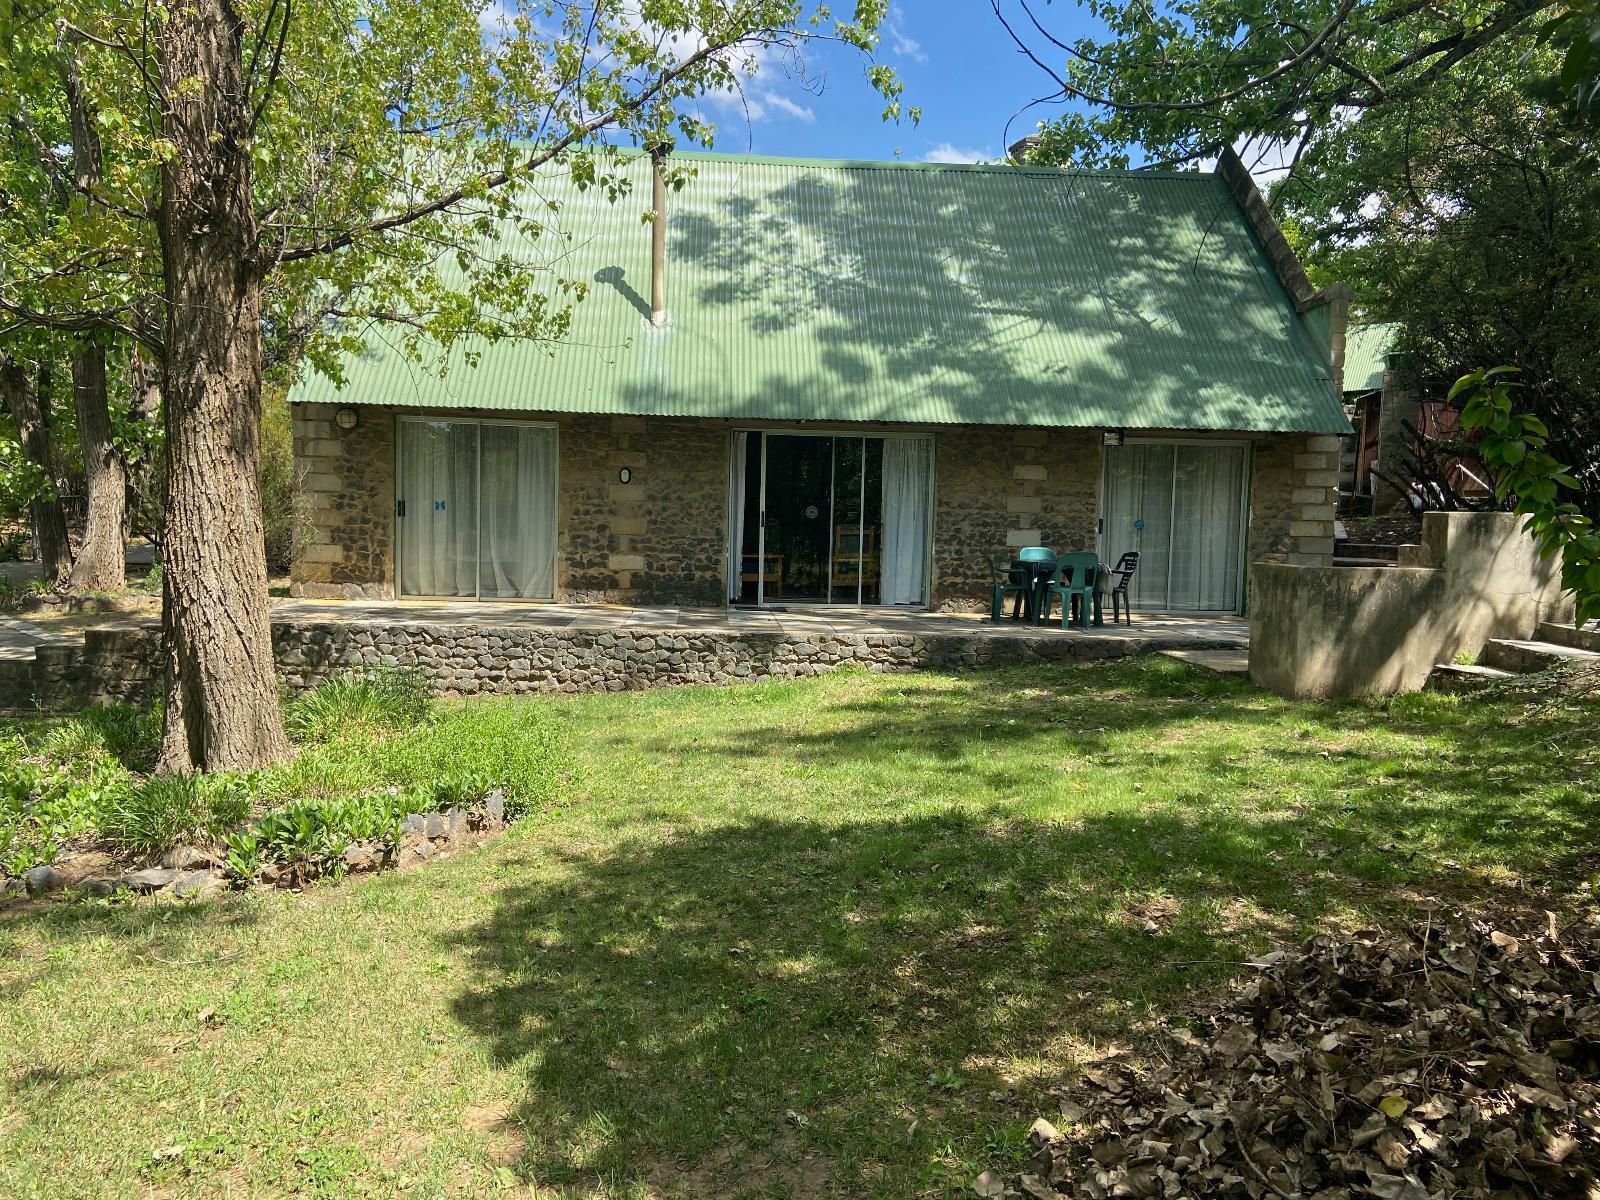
[1250,510,1575,697]
[289,408,1334,614]
[1249,432,1340,569]
[292,409,729,606]
[558,415,728,606]
[933,427,1101,610]
[2,618,1199,714]
[292,402,394,599]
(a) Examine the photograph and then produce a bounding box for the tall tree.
[0,349,71,586]
[58,24,130,592]
[991,0,1561,168]
[0,0,904,771]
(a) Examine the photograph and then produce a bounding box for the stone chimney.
[1008,135,1042,165]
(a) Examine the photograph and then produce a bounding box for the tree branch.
[271,28,758,266]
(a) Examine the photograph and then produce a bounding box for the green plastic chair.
[1040,552,1099,629]
[987,554,1032,622]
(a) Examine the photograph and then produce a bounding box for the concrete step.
[1480,637,1600,675]
[1333,557,1397,568]
[1333,541,1400,562]
[1537,621,1600,654]
[1426,662,1518,695]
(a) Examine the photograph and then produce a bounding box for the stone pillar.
[289,402,394,599]
[1250,433,1340,568]
[1372,368,1421,514]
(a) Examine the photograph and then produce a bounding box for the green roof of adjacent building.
[291,151,1351,434]
[1343,322,1399,393]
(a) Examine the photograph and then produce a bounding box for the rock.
[2,879,24,897]
[74,877,119,898]
[1027,1118,1060,1148]
[123,867,180,892]
[403,813,427,834]
[973,1170,1006,1198]
[342,842,381,871]
[484,792,506,822]
[23,865,64,895]
[173,869,223,900]
[259,862,281,884]
[160,845,212,870]
[446,807,466,838]
[422,812,447,839]
[412,839,433,861]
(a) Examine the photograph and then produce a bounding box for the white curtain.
[1169,445,1245,610]
[727,431,747,602]
[399,421,478,597]
[880,437,931,605]
[480,424,557,599]
[1100,443,1175,610]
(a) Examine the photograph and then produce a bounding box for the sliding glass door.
[728,432,931,606]
[398,418,557,600]
[1100,441,1248,612]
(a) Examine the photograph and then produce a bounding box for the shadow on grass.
[449,662,1598,1196]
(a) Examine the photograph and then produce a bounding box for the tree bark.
[155,0,290,772]
[125,345,163,542]
[0,353,73,588]
[57,30,128,593]
[67,344,128,591]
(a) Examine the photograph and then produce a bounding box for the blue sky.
[686,2,1101,164]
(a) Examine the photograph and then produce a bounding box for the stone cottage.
[289,147,1351,614]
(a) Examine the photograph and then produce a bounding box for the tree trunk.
[0,353,73,588]
[155,0,290,773]
[67,344,128,592]
[125,345,163,542]
[57,31,128,593]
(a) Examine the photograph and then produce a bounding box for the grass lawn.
[1,659,1596,1199]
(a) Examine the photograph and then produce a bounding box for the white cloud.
[887,8,927,63]
[478,0,512,34]
[923,143,992,165]
[758,90,816,121]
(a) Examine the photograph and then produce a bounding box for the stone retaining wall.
[1,620,1203,713]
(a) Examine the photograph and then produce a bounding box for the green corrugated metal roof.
[1344,322,1398,393]
[291,151,1350,434]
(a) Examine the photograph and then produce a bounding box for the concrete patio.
[269,598,1250,646]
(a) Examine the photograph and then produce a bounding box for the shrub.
[284,668,433,746]
[222,792,408,878]
[99,772,257,858]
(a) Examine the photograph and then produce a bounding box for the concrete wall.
[1250,510,1575,697]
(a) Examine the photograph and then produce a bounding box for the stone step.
[1537,621,1600,654]
[1425,662,1518,695]
[1332,557,1397,568]
[1333,541,1400,562]
[1479,637,1600,675]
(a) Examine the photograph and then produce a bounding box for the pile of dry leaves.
[976,913,1600,1199]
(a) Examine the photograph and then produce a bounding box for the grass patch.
[0,670,565,872]
[0,660,1595,1198]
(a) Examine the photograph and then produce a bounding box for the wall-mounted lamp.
[618,467,633,484]
[1102,429,1124,447]
[335,406,360,432]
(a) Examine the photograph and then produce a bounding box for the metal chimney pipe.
[649,145,668,328]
